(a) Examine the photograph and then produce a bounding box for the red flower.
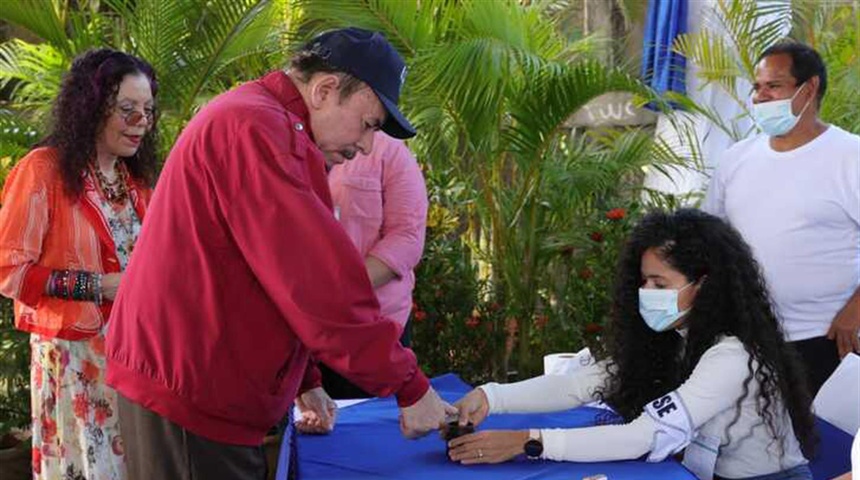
[413,310,427,322]
[578,267,594,280]
[589,231,604,242]
[41,416,57,441]
[32,448,41,474]
[94,403,111,426]
[584,323,603,334]
[81,360,99,383]
[533,315,549,329]
[466,316,480,329]
[411,301,418,312]
[489,302,501,312]
[605,208,626,221]
[73,393,90,420]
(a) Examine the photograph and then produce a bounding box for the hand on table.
[447,430,529,464]
[295,387,337,434]
[399,386,457,439]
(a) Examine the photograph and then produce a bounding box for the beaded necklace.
[92,163,129,205]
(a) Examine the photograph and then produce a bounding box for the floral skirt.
[30,334,125,480]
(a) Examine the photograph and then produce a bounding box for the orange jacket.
[0,147,150,340]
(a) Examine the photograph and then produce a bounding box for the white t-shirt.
[703,126,860,341]
[480,337,807,478]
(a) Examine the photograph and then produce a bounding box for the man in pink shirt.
[320,132,428,399]
[106,28,454,480]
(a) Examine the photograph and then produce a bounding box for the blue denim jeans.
[717,464,813,480]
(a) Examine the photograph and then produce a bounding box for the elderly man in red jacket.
[105,28,455,480]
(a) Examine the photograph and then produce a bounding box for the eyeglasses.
[116,105,155,127]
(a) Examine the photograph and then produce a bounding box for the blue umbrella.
[641,0,689,104]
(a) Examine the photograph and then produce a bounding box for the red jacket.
[105,71,429,446]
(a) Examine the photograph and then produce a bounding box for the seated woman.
[450,209,816,480]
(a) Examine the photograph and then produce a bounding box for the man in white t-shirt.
[704,41,860,396]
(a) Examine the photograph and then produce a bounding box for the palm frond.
[0,40,68,119]
[674,0,792,90]
[106,0,192,82]
[505,61,646,162]
[0,0,73,55]
[673,33,742,94]
[107,0,284,125]
[289,0,454,56]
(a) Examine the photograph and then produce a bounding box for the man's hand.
[295,387,337,434]
[398,386,457,439]
[827,292,860,358]
[454,388,490,427]
[447,430,529,464]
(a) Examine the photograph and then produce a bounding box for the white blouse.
[479,336,807,478]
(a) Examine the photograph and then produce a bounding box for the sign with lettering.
[569,92,657,127]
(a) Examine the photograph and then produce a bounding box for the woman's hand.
[447,430,529,464]
[101,273,122,301]
[454,388,490,427]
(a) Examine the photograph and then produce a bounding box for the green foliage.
[793,0,860,133]
[411,224,504,385]
[0,0,293,161]
[0,111,40,176]
[0,40,68,120]
[531,202,639,360]
[673,0,860,138]
[291,0,679,378]
[0,298,29,437]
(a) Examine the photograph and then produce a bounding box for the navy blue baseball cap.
[304,27,416,139]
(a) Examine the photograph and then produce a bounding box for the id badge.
[682,433,720,480]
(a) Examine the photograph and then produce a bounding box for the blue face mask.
[638,282,694,332]
[752,82,812,137]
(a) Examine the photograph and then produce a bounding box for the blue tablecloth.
[810,417,853,479]
[296,374,697,479]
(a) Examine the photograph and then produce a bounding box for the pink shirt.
[328,133,428,327]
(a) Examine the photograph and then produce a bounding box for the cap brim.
[374,90,416,139]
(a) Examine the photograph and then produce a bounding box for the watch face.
[524,439,543,458]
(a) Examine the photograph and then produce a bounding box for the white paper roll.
[543,348,592,375]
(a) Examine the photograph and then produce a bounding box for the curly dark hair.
[39,48,159,198]
[597,208,816,458]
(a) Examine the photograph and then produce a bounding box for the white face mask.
[638,282,694,332]
[752,82,812,137]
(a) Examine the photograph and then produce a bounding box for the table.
[296,374,697,479]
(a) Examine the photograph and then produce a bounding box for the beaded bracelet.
[47,270,72,299]
[46,269,103,304]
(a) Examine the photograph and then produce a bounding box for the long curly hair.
[39,48,159,198]
[597,208,816,458]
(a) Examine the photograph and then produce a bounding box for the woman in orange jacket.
[0,48,157,480]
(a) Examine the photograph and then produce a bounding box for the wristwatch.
[524,429,543,460]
